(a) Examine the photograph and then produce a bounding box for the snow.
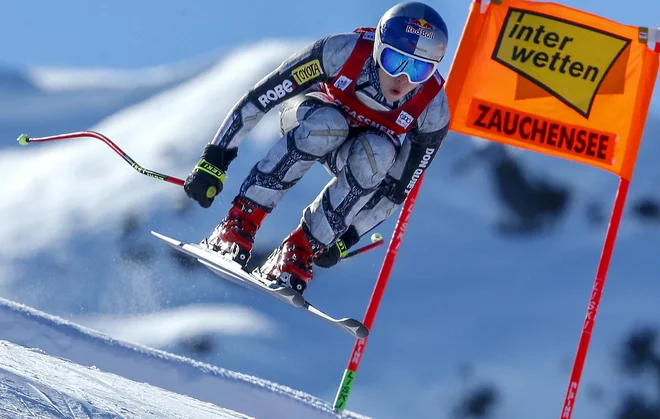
[0,297,368,419]
[81,304,280,348]
[0,36,659,419]
[26,56,217,92]
[0,341,251,419]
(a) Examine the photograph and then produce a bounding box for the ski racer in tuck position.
[183,1,451,295]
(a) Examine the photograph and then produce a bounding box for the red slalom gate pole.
[560,177,630,418]
[333,173,426,412]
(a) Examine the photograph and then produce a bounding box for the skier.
[183,1,451,295]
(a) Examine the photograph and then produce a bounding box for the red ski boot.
[258,226,316,295]
[201,197,267,268]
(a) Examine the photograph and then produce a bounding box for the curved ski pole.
[339,233,384,263]
[16,131,185,186]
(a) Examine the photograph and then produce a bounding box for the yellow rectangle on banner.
[445,0,659,180]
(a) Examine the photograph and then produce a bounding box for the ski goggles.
[376,44,438,84]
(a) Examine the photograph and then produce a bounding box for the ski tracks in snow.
[0,341,251,419]
[0,369,96,419]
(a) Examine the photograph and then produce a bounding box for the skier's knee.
[352,192,400,235]
[282,97,349,158]
[348,130,397,189]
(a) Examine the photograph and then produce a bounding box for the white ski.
[151,231,369,339]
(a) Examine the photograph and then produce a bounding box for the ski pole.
[16,131,185,186]
[339,233,384,262]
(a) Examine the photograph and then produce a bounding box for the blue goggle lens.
[379,47,436,83]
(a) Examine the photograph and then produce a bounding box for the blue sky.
[3,0,658,69]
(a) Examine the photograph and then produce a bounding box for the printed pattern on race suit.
[237,93,397,249]
[350,122,450,238]
[209,30,450,249]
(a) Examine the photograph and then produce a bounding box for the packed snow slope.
[1,38,660,419]
[0,297,368,419]
[0,341,250,419]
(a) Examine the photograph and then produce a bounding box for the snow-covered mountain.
[1,38,659,418]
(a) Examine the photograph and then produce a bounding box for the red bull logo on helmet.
[406,18,435,39]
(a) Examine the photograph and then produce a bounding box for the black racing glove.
[313,226,361,268]
[184,143,238,208]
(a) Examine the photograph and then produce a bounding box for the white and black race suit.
[210,28,450,249]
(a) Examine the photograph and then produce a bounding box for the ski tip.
[151,230,169,241]
[340,319,370,339]
[150,231,184,248]
[355,327,369,339]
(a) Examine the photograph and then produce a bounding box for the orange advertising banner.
[445,0,659,180]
